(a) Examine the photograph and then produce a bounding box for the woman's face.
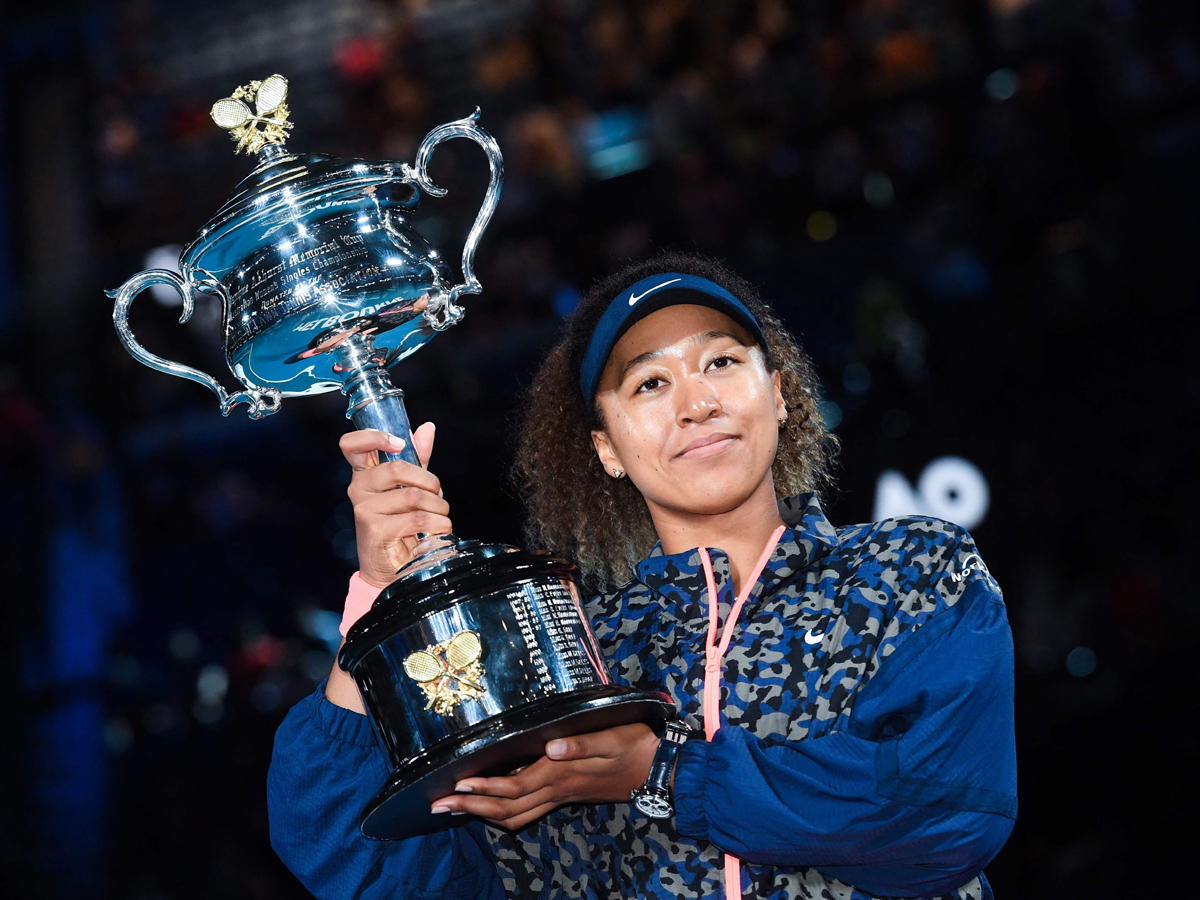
[591,304,786,519]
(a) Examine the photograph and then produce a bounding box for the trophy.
[109,76,673,839]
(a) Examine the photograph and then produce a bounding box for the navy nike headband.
[577,272,769,402]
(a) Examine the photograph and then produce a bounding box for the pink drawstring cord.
[698,524,787,900]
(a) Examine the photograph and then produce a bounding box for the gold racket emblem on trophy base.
[402,631,486,715]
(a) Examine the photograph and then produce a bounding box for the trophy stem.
[336,335,421,467]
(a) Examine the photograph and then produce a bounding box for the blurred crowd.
[3,0,1199,897]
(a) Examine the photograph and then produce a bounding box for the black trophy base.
[360,686,674,840]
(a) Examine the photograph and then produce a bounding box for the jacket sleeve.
[266,680,505,900]
[672,578,1016,898]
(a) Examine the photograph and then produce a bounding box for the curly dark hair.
[513,252,837,591]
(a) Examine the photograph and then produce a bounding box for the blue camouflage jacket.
[268,493,1016,900]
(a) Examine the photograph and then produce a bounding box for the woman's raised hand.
[340,422,451,587]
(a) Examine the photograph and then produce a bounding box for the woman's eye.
[636,377,663,393]
[709,354,737,370]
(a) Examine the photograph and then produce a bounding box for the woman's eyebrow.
[618,330,744,381]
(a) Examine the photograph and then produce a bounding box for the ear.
[591,429,623,478]
[772,370,787,421]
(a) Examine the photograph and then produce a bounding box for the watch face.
[634,792,673,819]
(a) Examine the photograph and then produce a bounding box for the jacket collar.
[633,493,839,611]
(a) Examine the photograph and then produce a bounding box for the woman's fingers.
[432,725,658,829]
[429,725,661,831]
[493,801,559,832]
[452,776,524,800]
[372,511,454,539]
[339,429,408,470]
[544,722,649,760]
[433,784,559,827]
[452,723,652,800]
[352,457,443,496]
[411,421,436,469]
[339,422,436,470]
[354,483,450,519]
[544,735,594,761]
[454,757,554,800]
[341,423,448,586]
[355,490,452,537]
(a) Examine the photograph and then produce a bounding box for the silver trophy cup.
[109,76,672,840]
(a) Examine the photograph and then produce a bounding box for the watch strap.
[631,719,693,818]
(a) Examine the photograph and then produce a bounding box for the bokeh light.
[1066,647,1098,678]
[806,210,838,242]
[985,68,1021,101]
[862,172,895,208]
[818,399,843,431]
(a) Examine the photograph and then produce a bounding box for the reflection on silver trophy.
[109,75,671,840]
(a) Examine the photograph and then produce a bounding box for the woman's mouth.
[676,433,738,459]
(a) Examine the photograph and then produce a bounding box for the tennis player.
[268,253,1016,900]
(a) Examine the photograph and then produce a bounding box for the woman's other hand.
[430,723,661,831]
[340,421,450,588]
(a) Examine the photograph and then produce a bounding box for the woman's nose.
[676,376,721,424]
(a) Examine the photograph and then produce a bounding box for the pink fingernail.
[388,435,406,449]
[455,783,473,793]
[450,811,467,816]
[431,805,450,814]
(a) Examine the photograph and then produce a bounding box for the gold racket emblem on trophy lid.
[403,630,486,715]
[210,74,293,155]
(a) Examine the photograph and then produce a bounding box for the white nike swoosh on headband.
[628,278,682,306]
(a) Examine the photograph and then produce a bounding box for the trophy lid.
[181,75,416,279]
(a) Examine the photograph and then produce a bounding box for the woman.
[268,253,1016,900]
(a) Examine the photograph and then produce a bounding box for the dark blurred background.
[1,0,1196,897]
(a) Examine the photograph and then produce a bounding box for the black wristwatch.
[630,720,694,819]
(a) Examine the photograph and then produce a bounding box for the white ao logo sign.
[873,456,990,531]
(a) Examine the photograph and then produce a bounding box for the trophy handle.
[108,268,282,419]
[407,108,504,331]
